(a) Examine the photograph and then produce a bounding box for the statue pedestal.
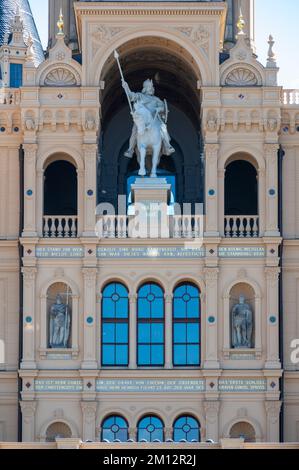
[129,177,171,238]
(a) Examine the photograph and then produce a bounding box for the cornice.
[74,2,227,17]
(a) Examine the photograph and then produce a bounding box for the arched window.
[137,415,164,442]
[173,283,201,366]
[101,415,128,442]
[225,160,258,216]
[101,283,129,366]
[45,422,72,442]
[229,421,256,443]
[44,160,77,216]
[173,415,200,442]
[137,283,164,367]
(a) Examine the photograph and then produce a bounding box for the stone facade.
[0,1,298,445]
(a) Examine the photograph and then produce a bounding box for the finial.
[267,34,276,67]
[237,9,245,36]
[57,8,64,35]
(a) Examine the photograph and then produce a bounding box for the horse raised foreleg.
[138,144,146,176]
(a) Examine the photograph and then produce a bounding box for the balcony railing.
[96,215,204,239]
[282,89,299,105]
[43,216,78,238]
[224,215,259,238]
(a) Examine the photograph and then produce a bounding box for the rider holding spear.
[114,50,175,159]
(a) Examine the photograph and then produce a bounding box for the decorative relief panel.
[44,68,77,87]
[224,67,260,87]
[175,26,210,56]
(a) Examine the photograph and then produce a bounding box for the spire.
[236,9,246,37]
[57,8,64,37]
[10,6,25,47]
[0,0,44,65]
[267,34,277,68]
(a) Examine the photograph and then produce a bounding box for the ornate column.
[204,401,220,442]
[82,268,97,369]
[22,144,38,237]
[265,267,281,369]
[21,267,37,369]
[165,293,173,369]
[205,144,219,236]
[204,268,220,369]
[218,168,225,237]
[77,168,84,237]
[20,401,37,442]
[264,144,280,237]
[81,401,97,441]
[258,168,266,237]
[83,144,97,236]
[36,169,44,236]
[265,401,281,442]
[129,294,137,369]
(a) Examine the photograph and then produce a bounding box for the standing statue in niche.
[114,50,175,178]
[49,294,71,348]
[231,295,253,348]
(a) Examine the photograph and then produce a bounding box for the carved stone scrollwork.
[82,268,97,288]
[204,268,219,282]
[81,402,97,424]
[204,401,220,424]
[225,67,259,87]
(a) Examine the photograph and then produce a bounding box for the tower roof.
[0,0,44,65]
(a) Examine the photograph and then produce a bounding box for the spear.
[114,49,133,114]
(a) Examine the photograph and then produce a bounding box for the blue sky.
[29,0,299,88]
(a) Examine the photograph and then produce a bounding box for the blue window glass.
[137,415,164,442]
[173,416,200,442]
[102,415,128,442]
[173,283,201,366]
[101,282,129,366]
[137,283,164,366]
[9,63,23,88]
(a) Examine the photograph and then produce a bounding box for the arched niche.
[223,280,262,358]
[229,283,255,349]
[46,282,72,350]
[229,421,256,443]
[45,421,72,442]
[98,36,203,211]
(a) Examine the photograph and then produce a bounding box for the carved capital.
[164,293,173,303]
[129,293,137,303]
[205,144,219,158]
[82,268,97,287]
[81,401,97,423]
[265,401,281,423]
[265,267,280,281]
[82,144,98,159]
[204,267,219,281]
[23,144,38,161]
[20,401,37,422]
[264,144,279,157]
[204,401,220,423]
[22,267,37,284]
